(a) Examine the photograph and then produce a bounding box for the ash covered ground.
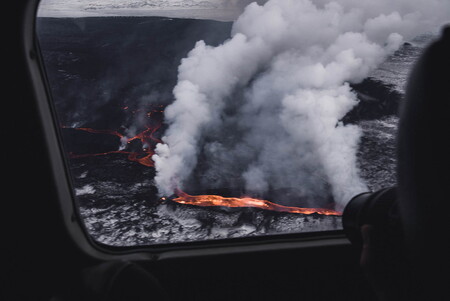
[37,17,434,246]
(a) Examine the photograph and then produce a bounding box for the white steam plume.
[153,0,450,209]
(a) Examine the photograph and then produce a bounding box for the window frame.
[25,0,350,261]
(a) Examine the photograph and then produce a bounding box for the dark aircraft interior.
[6,1,449,301]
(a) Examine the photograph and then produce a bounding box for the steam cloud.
[153,0,450,209]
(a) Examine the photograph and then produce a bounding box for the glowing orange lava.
[172,190,342,216]
[64,118,162,167]
[69,150,155,167]
[63,104,341,215]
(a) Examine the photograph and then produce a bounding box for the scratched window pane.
[36,0,444,246]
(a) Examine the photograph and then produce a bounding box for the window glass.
[36,0,445,246]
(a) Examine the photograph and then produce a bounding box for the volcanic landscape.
[36,16,433,246]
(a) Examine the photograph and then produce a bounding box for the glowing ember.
[172,190,342,216]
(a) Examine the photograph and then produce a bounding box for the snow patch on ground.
[75,184,96,195]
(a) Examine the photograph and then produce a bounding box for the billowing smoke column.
[153,0,450,210]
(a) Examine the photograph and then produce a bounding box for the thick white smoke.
[153,0,450,209]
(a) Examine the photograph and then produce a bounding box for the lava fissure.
[171,189,342,216]
[63,115,341,216]
[64,122,162,167]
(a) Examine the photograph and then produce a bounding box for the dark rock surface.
[36,16,430,246]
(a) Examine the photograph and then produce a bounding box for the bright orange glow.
[63,106,341,216]
[126,124,162,145]
[127,151,155,167]
[172,190,342,216]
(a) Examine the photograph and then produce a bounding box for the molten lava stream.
[172,190,342,216]
[64,123,161,167]
[69,150,155,167]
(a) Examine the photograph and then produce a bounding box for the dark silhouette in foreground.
[78,25,450,301]
[6,1,449,299]
[358,25,450,301]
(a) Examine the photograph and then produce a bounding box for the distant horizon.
[37,8,242,21]
[37,0,267,21]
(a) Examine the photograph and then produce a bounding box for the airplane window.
[35,0,447,247]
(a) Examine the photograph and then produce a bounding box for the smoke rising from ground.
[153,0,450,209]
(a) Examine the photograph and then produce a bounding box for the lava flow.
[65,105,340,216]
[64,116,162,167]
[170,190,342,216]
[69,149,156,167]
